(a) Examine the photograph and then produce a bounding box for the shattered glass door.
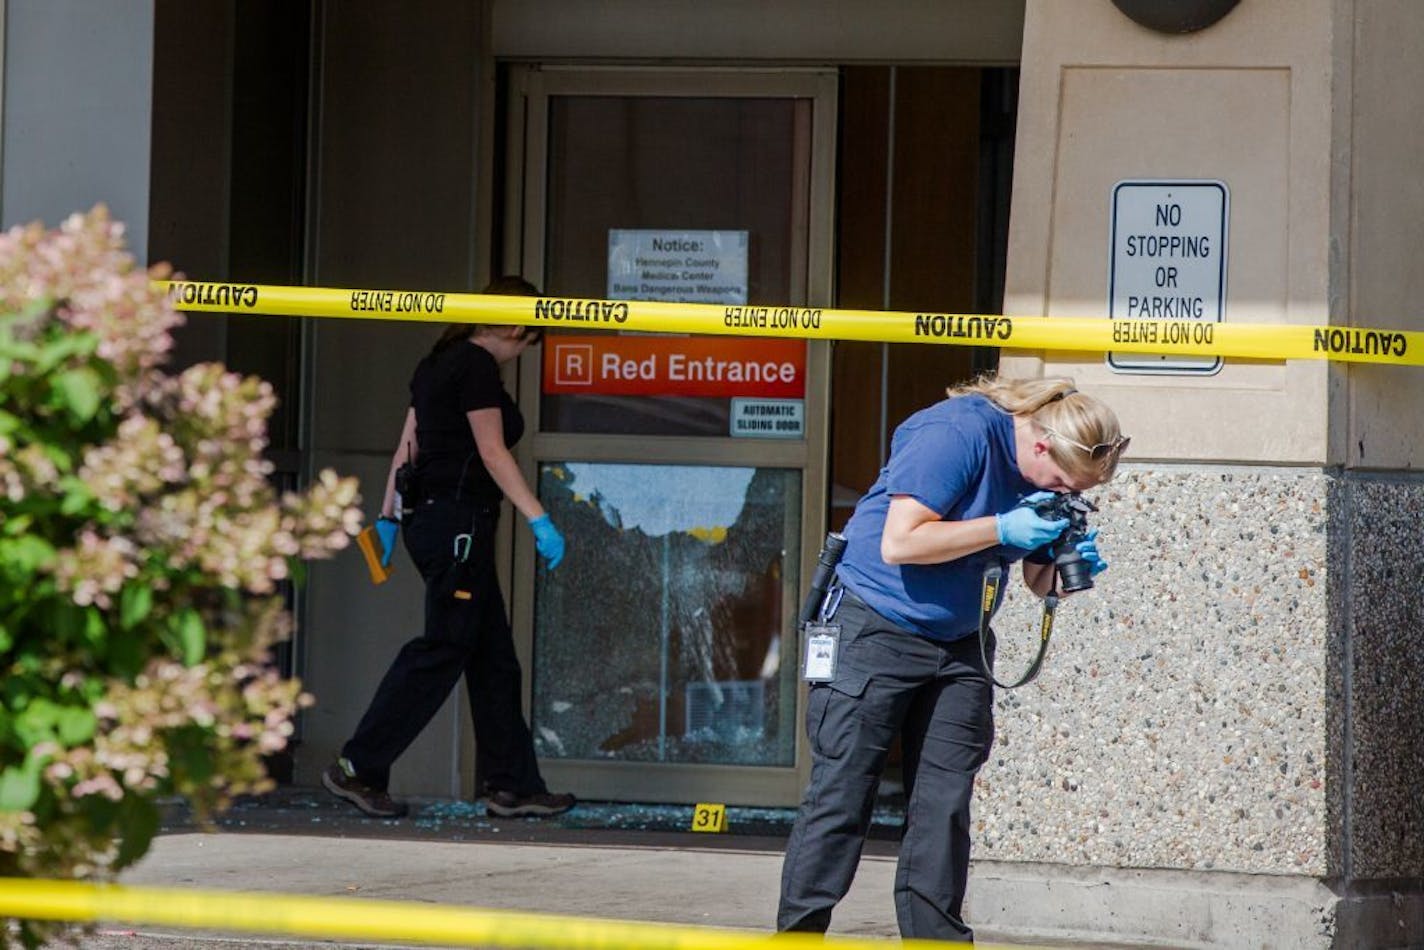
[532,463,801,766]
[508,67,835,801]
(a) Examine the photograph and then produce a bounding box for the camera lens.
[1055,551,1095,593]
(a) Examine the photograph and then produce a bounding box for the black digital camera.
[1031,492,1098,593]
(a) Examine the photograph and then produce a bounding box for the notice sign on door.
[1108,180,1229,375]
[544,334,805,399]
[608,229,748,304]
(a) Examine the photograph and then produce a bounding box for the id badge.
[803,623,840,682]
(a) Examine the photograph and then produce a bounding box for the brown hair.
[429,275,542,356]
[949,374,1126,482]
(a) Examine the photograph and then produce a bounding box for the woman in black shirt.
[324,277,573,819]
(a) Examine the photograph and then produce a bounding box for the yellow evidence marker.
[690,802,727,833]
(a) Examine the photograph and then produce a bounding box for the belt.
[418,496,500,518]
[837,584,982,643]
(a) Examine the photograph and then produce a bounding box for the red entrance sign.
[543,335,806,398]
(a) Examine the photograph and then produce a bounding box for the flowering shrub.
[0,208,360,945]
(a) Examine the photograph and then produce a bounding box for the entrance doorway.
[504,67,836,805]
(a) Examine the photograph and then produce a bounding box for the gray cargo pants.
[777,586,995,943]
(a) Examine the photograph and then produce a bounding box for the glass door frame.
[504,65,837,805]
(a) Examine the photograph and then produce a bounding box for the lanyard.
[978,565,1059,689]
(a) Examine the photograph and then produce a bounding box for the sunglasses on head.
[1039,424,1130,462]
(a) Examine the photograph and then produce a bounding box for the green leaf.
[176,609,206,666]
[12,698,93,754]
[55,706,96,747]
[0,337,40,364]
[0,535,57,576]
[119,585,153,631]
[13,699,58,747]
[0,514,33,537]
[58,475,96,515]
[50,367,104,422]
[42,442,77,476]
[83,607,108,649]
[33,328,99,373]
[0,757,41,811]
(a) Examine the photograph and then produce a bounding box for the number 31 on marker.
[691,802,727,833]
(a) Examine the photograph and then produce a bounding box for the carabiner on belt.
[819,580,846,623]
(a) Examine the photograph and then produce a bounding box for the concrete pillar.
[1,0,154,257]
[986,1,1424,946]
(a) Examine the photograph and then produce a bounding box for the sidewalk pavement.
[69,788,1123,950]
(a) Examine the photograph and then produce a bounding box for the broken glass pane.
[532,462,801,766]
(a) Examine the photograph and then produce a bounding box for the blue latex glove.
[1075,528,1108,577]
[529,514,565,570]
[375,517,400,568]
[995,491,1069,549]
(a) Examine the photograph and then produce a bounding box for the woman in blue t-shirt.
[778,375,1127,943]
[323,277,575,821]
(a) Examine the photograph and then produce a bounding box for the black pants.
[777,588,995,942]
[342,498,546,796]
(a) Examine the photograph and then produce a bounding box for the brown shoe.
[322,758,408,818]
[485,789,576,818]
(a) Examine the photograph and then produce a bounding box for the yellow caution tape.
[160,280,1424,366]
[0,877,1008,949]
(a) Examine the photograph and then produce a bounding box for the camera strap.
[978,565,1059,689]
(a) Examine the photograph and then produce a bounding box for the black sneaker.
[485,789,576,818]
[322,758,408,818]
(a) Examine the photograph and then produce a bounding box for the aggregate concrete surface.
[74,831,875,949]
[55,789,1134,949]
[59,789,882,950]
